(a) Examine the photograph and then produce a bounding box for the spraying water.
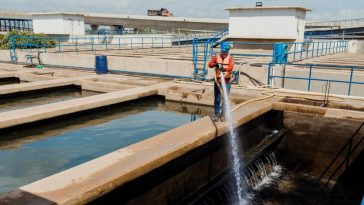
[219,76,248,205]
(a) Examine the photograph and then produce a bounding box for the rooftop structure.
[224,6,310,42]
[31,13,85,35]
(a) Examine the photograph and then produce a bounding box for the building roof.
[30,12,85,17]
[224,6,311,12]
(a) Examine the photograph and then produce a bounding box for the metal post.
[305,42,309,59]
[308,64,313,92]
[36,36,39,53]
[162,38,164,48]
[300,43,303,60]
[105,36,107,51]
[43,36,47,53]
[142,37,144,49]
[293,43,297,61]
[329,41,332,54]
[316,42,320,57]
[348,67,354,96]
[58,36,61,52]
[311,42,315,58]
[130,37,133,49]
[267,63,272,85]
[91,35,94,51]
[118,37,120,49]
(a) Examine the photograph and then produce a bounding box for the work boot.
[211,113,220,122]
[220,113,226,122]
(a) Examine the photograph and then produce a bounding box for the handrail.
[268,63,364,96]
[317,122,364,187]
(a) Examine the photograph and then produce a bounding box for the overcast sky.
[1,0,364,21]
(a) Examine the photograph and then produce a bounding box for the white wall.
[228,8,306,42]
[32,14,85,35]
[63,15,85,36]
[33,15,65,35]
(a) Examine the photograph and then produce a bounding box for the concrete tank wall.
[89,111,283,204]
[278,111,364,181]
[0,50,194,78]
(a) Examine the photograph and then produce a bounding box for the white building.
[31,13,85,36]
[224,6,311,43]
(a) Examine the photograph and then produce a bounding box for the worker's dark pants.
[214,81,231,115]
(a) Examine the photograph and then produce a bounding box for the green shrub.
[0,31,56,49]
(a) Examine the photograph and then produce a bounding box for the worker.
[208,42,234,122]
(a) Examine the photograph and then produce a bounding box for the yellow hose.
[231,94,276,112]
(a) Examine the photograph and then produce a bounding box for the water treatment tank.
[95,55,108,74]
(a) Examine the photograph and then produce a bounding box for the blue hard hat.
[221,42,231,52]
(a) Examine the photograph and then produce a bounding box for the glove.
[214,64,225,72]
[214,63,220,69]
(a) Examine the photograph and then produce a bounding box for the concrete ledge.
[325,109,364,121]
[0,85,160,129]
[0,75,94,95]
[272,102,327,116]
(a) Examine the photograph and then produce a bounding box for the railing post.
[118,37,121,49]
[130,37,133,49]
[36,36,39,53]
[293,43,297,61]
[58,36,61,52]
[316,42,319,57]
[348,67,354,96]
[105,36,108,51]
[91,36,94,51]
[267,63,272,86]
[300,43,303,60]
[142,37,144,49]
[308,64,313,92]
[305,42,309,59]
[311,42,315,58]
[43,36,47,53]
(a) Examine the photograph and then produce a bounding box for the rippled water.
[0,98,204,193]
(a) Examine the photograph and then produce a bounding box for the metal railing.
[193,38,348,80]
[317,122,364,187]
[267,63,364,96]
[306,18,364,29]
[287,40,348,62]
[9,34,203,54]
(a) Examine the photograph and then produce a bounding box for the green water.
[0,98,209,193]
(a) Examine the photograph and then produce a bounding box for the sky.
[1,0,364,21]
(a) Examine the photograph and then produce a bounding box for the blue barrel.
[95,55,108,74]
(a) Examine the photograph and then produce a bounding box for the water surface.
[0,98,209,193]
[0,86,98,112]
